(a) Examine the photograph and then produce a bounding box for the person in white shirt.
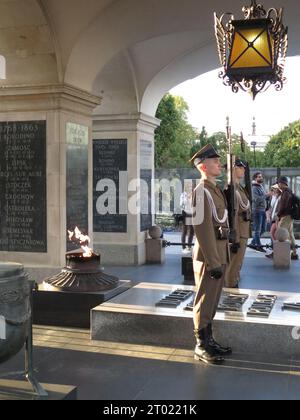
[266,184,281,259]
[180,185,194,254]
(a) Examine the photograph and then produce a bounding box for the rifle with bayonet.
[224,117,237,244]
[240,132,253,237]
[240,132,252,205]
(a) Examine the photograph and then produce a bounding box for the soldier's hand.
[230,243,240,254]
[209,267,223,280]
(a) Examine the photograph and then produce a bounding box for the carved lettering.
[66,123,89,251]
[0,121,47,252]
[93,139,128,233]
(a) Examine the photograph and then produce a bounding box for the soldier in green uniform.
[225,159,251,288]
[191,144,232,365]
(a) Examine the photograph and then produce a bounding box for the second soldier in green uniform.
[225,159,251,288]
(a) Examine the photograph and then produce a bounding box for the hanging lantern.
[214,0,288,99]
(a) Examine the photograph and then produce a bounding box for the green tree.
[264,120,300,167]
[155,96,300,169]
[190,126,208,158]
[190,130,242,165]
[204,132,266,168]
[155,94,198,168]
[236,143,266,168]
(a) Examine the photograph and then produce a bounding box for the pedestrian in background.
[277,176,299,260]
[180,185,194,254]
[265,184,281,259]
[248,172,270,253]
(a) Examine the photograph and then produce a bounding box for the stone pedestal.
[182,256,195,284]
[0,84,100,267]
[145,239,165,264]
[33,280,131,328]
[92,113,160,266]
[273,241,291,269]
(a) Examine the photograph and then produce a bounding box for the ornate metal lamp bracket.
[214,0,288,99]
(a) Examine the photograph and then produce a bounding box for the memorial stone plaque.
[66,123,89,251]
[93,139,128,233]
[0,121,47,253]
[140,140,153,232]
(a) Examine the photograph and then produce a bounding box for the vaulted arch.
[64,0,300,118]
[1,0,300,116]
[0,0,59,86]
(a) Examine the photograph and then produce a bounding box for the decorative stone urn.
[0,263,31,364]
[276,227,289,242]
[273,228,291,269]
[148,225,162,240]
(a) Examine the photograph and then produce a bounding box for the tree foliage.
[191,130,246,164]
[155,94,300,169]
[155,94,198,168]
[263,120,300,167]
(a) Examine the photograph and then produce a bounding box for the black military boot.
[194,329,225,365]
[207,324,232,356]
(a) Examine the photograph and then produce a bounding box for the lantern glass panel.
[229,27,273,69]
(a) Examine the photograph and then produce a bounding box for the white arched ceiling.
[65,0,225,91]
[0,0,117,87]
[141,42,219,116]
[0,0,59,85]
[39,0,116,75]
[139,0,300,116]
[92,50,139,115]
[92,30,211,116]
[63,0,300,118]
[1,0,300,118]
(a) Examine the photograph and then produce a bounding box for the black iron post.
[251,141,257,167]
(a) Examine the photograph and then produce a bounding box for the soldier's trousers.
[193,261,226,331]
[224,238,248,288]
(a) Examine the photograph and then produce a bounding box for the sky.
[170,56,300,137]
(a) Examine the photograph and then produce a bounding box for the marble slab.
[91,283,300,358]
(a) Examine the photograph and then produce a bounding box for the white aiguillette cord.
[236,190,250,211]
[204,188,228,225]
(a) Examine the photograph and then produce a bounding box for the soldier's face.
[235,166,245,180]
[202,158,222,177]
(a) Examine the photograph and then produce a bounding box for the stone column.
[92,113,160,265]
[0,84,101,268]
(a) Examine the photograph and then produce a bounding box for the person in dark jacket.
[248,172,268,252]
[277,176,299,260]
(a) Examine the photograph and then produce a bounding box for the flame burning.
[68,227,93,257]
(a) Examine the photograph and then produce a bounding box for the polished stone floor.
[1,234,300,400]
[1,325,300,400]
